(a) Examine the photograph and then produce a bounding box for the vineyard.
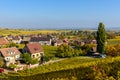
[1,56,120,80]
[108,39,120,44]
[0,28,69,36]
[42,45,58,59]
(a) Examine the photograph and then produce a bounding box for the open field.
[107,39,120,44]
[0,29,70,36]
[42,45,58,59]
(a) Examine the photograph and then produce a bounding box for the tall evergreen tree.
[97,22,107,54]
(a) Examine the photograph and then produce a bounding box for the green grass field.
[42,45,58,59]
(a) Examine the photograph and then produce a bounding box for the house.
[90,40,97,44]
[6,34,14,41]
[84,39,96,44]
[30,36,51,45]
[0,47,21,66]
[63,38,69,45]
[87,47,97,56]
[12,36,22,44]
[21,37,30,44]
[73,40,85,46]
[23,43,44,60]
[0,38,9,46]
[52,40,63,46]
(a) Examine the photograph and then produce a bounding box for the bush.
[81,44,96,53]
[30,59,39,65]
[22,53,32,64]
[42,56,50,62]
[56,44,74,58]
[74,49,83,56]
[0,57,4,67]
[9,64,17,69]
[106,44,120,56]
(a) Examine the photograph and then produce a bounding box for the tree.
[22,53,32,64]
[96,22,107,54]
[0,57,4,67]
[0,42,18,48]
[56,44,74,58]
[22,53,39,64]
[74,49,83,56]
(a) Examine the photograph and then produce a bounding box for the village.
[1,0,120,79]
[0,31,98,73]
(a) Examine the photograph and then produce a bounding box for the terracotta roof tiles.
[26,43,44,54]
[0,38,9,45]
[0,47,20,57]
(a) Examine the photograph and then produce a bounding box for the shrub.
[106,44,120,56]
[42,56,50,62]
[9,64,17,69]
[22,53,32,64]
[0,57,4,67]
[56,44,74,58]
[30,59,39,65]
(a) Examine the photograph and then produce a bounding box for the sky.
[0,0,120,29]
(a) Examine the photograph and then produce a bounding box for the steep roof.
[0,38,9,45]
[26,43,44,54]
[0,47,20,57]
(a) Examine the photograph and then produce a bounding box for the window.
[37,54,39,57]
[16,55,19,58]
[32,55,35,58]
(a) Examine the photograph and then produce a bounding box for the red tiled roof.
[26,43,44,54]
[0,38,9,45]
[0,47,20,57]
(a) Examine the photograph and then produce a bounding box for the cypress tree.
[96,22,107,54]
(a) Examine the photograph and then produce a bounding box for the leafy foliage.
[42,56,50,62]
[106,44,120,56]
[97,22,107,53]
[0,57,4,67]
[30,58,39,65]
[9,63,17,69]
[74,49,83,56]
[56,44,74,58]
[0,42,19,49]
[22,53,32,64]
[81,44,96,53]
[22,53,39,64]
